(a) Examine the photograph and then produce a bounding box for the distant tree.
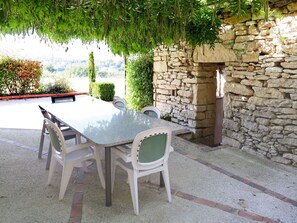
[45,64,56,73]
[66,66,88,77]
[98,71,108,78]
[88,52,96,94]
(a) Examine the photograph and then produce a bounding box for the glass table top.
[39,97,187,147]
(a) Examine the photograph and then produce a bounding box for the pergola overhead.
[0,0,271,55]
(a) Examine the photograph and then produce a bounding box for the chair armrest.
[66,142,96,153]
[113,144,132,163]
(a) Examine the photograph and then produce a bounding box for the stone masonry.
[153,2,297,166]
[153,43,219,146]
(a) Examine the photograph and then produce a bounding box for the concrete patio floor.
[0,96,296,223]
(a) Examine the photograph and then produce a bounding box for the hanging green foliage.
[0,0,269,55]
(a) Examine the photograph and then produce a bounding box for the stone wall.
[153,44,218,146]
[222,3,297,166]
[153,2,297,166]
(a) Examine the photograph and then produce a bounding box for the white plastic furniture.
[38,106,78,170]
[39,98,187,206]
[45,118,105,200]
[112,97,126,110]
[141,106,161,119]
[111,127,173,215]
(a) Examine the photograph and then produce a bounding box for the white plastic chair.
[112,97,126,110]
[38,106,79,170]
[111,127,173,215]
[141,106,161,119]
[45,118,105,200]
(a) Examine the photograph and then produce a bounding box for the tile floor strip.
[175,148,297,208]
[0,136,38,152]
[173,190,280,223]
[68,168,85,223]
[0,136,85,222]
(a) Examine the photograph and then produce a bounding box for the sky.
[0,34,122,61]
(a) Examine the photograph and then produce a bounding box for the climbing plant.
[126,53,154,111]
[0,0,270,55]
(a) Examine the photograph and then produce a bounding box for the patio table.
[39,97,188,206]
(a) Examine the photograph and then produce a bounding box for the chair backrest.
[45,118,66,157]
[39,105,63,127]
[141,106,161,119]
[131,127,172,171]
[113,98,126,110]
[39,105,52,119]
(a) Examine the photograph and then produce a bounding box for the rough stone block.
[171,79,181,86]
[153,61,167,72]
[278,137,297,146]
[194,83,216,105]
[196,119,215,128]
[267,78,297,88]
[243,121,258,131]
[224,130,245,143]
[224,82,254,96]
[281,61,297,69]
[157,89,171,95]
[193,43,237,63]
[253,87,284,99]
[282,44,297,55]
[256,118,270,125]
[233,43,247,50]
[220,30,235,41]
[241,79,263,87]
[285,56,297,62]
[183,78,198,84]
[290,93,297,101]
[223,119,240,131]
[283,69,297,74]
[155,102,172,114]
[288,2,297,11]
[177,90,192,98]
[248,24,259,35]
[196,112,206,120]
[222,136,241,148]
[265,67,283,73]
[271,156,292,165]
[242,53,260,62]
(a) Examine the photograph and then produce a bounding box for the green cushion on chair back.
[138,133,167,163]
[48,127,62,152]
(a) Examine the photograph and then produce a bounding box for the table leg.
[105,147,112,206]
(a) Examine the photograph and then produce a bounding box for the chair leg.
[75,133,81,144]
[94,149,105,189]
[46,142,52,170]
[38,122,46,159]
[59,164,74,200]
[162,164,172,203]
[128,170,139,215]
[47,155,57,185]
[81,161,89,172]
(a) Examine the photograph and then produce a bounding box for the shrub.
[126,53,153,111]
[41,77,73,94]
[0,57,42,95]
[91,82,115,101]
